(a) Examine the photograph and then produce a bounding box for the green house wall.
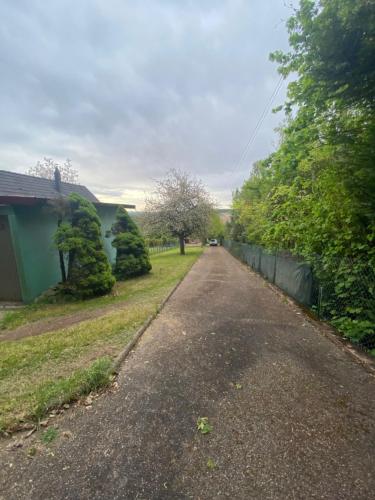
[1,202,119,303]
[96,205,117,265]
[13,204,63,303]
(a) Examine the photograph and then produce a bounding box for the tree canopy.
[204,212,226,244]
[27,158,78,184]
[144,169,213,254]
[229,0,375,345]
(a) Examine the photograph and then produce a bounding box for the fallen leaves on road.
[84,395,93,406]
[6,439,23,451]
[24,427,36,438]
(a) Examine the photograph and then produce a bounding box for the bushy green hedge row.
[55,195,151,299]
[228,0,375,347]
[111,207,151,279]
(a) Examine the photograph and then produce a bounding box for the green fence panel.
[231,242,243,260]
[242,244,262,272]
[224,240,312,305]
[260,252,277,283]
[254,245,263,272]
[274,254,313,306]
[224,240,374,351]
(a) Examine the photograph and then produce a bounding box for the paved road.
[1,248,374,499]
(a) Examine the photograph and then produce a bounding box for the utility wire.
[233,75,284,174]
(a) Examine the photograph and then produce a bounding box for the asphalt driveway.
[1,247,374,499]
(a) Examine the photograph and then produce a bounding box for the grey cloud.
[0,0,297,207]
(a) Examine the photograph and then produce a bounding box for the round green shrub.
[111,207,151,280]
[55,193,115,298]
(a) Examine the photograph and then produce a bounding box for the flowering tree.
[27,157,78,184]
[144,170,213,255]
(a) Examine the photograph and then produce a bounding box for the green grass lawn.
[0,247,203,433]
[0,247,197,331]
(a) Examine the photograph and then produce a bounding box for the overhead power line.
[233,75,284,174]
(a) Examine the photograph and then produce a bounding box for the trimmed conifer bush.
[55,193,115,298]
[111,206,151,279]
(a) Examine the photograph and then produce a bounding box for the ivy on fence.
[224,241,375,354]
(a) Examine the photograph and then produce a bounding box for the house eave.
[93,202,136,210]
[0,196,135,210]
[0,196,44,206]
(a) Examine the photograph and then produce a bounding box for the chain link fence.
[224,240,375,354]
[147,241,177,255]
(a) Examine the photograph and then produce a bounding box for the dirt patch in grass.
[0,299,139,342]
[0,248,203,338]
[0,248,189,332]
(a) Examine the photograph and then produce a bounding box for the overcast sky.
[0,0,296,208]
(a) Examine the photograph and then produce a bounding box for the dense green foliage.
[55,194,115,298]
[230,0,375,345]
[204,212,226,244]
[111,206,151,279]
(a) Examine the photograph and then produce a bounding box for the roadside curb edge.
[111,251,203,373]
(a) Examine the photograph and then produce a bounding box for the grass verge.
[0,247,203,433]
[0,247,196,331]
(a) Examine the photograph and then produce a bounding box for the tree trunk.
[59,250,66,282]
[67,249,75,280]
[179,235,185,255]
[57,218,66,282]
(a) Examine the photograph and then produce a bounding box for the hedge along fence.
[225,241,313,306]
[224,240,375,353]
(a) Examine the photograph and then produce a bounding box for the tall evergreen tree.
[55,193,115,298]
[111,206,151,279]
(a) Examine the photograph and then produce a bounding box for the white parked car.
[209,238,218,246]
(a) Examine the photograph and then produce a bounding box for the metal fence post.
[272,253,277,284]
[318,285,323,318]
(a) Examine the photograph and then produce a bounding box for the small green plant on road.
[197,417,213,434]
[207,458,217,470]
[41,427,58,444]
[27,446,37,457]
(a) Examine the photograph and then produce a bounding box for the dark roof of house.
[0,170,100,203]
